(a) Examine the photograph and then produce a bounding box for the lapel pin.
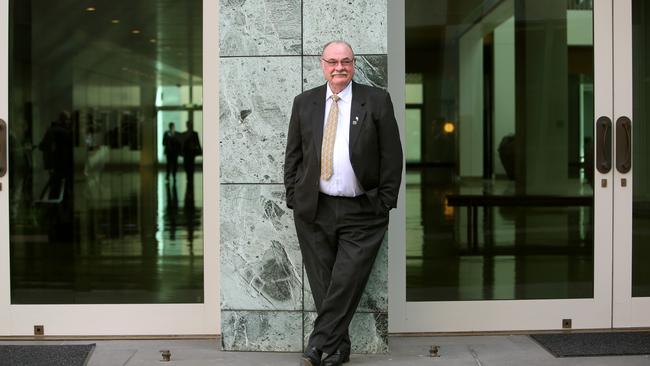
[353,116,359,125]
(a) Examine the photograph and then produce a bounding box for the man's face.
[321,43,355,92]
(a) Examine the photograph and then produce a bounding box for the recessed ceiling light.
[131,29,141,34]
[111,19,120,24]
[149,38,157,43]
[86,7,96,12]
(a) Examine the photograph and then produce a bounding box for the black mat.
[531,332,650,357]
[0,344,95,366]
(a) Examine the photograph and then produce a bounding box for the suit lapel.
[311,84,327,163]
[349,82,367,148]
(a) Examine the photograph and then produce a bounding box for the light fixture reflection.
[443,197,454,219]
[85,7,96,12]
[443,121,455,134]
[111,19,120,24]
[132,29,141,34]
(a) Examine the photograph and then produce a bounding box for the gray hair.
[321,40,355,56]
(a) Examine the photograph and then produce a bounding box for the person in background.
[181,121,202,184]
[163,122,181,182]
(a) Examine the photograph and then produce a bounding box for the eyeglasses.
[321,58,355,67]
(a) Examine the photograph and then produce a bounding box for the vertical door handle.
[596,116,612,174]
[0,119,6,177]
[616,116,632,173]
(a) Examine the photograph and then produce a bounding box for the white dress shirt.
[319,82,364,197]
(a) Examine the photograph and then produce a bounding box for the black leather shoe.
[301,347,322,366]
[340,349,350,363]
[322,350,344,366]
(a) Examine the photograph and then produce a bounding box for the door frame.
[611,0,650,328]
[388,0,617,333]
[0,0,220,336]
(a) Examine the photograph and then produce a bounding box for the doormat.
[530,332,650,357]
[0,344,95,366]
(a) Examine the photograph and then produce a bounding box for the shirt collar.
[326,81,352,102]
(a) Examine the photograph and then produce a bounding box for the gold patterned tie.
[320,94,340,180]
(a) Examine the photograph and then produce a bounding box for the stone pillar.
[515,0,569,195]
[219,0,389,353]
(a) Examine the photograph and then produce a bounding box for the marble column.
[220,0,389,353]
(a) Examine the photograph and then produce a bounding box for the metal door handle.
[0,119,6,177]
[616,116,632,173]
[596,116,612,174]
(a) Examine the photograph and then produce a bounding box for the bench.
[445,194,593,250]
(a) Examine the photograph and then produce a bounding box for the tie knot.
[331,94,340,102]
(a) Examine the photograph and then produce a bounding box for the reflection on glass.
[405,0,594,301]
[632,0,650,297]
[8,0,203,304]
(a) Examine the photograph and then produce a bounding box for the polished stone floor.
[405,170,597,302]
[9,170,204,304]
[405,168,650,303]
[2,335,649,365]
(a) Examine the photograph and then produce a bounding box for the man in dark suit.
[181,121,202,184]
[284,41,402,366]
[162,122,180,182]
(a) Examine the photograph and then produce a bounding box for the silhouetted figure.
[38,111,73,201]
[181,121,201,183]
[38,111,74,242]
[163,122,181,182]
[498,134,515,180]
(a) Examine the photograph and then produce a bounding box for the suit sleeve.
[377,91,403,210]
[284,96,302,209]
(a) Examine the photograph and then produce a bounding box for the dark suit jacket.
[181,131,202,159]
[163,131,181,156]
[284,81,403,222]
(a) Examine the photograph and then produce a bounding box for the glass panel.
[406,73,424,104]
[633,0,650,297]
[405,108,422,162]
[405,0,594,301]
[8,0,203,304]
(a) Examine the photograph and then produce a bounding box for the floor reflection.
[10,170,203,304]
[406,169,594,302]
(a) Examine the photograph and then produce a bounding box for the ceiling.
[405,0,593,50]
[17,0,202,87]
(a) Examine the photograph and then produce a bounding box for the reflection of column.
[515,0,569,195]
[459,26,484,178]
[494,17,516,178]
[140,84,157,244]
[514,1,569,300]
[140,86,158,292]
[140,167,157,292]
[140,86,157,167]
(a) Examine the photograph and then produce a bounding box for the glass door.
[0,0,217,335]
[390,0,616,332]
[612,0,650,327]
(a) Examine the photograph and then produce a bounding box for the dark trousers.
[295,193,388,356]
[166,153,178,179]
[183,156,195,183]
